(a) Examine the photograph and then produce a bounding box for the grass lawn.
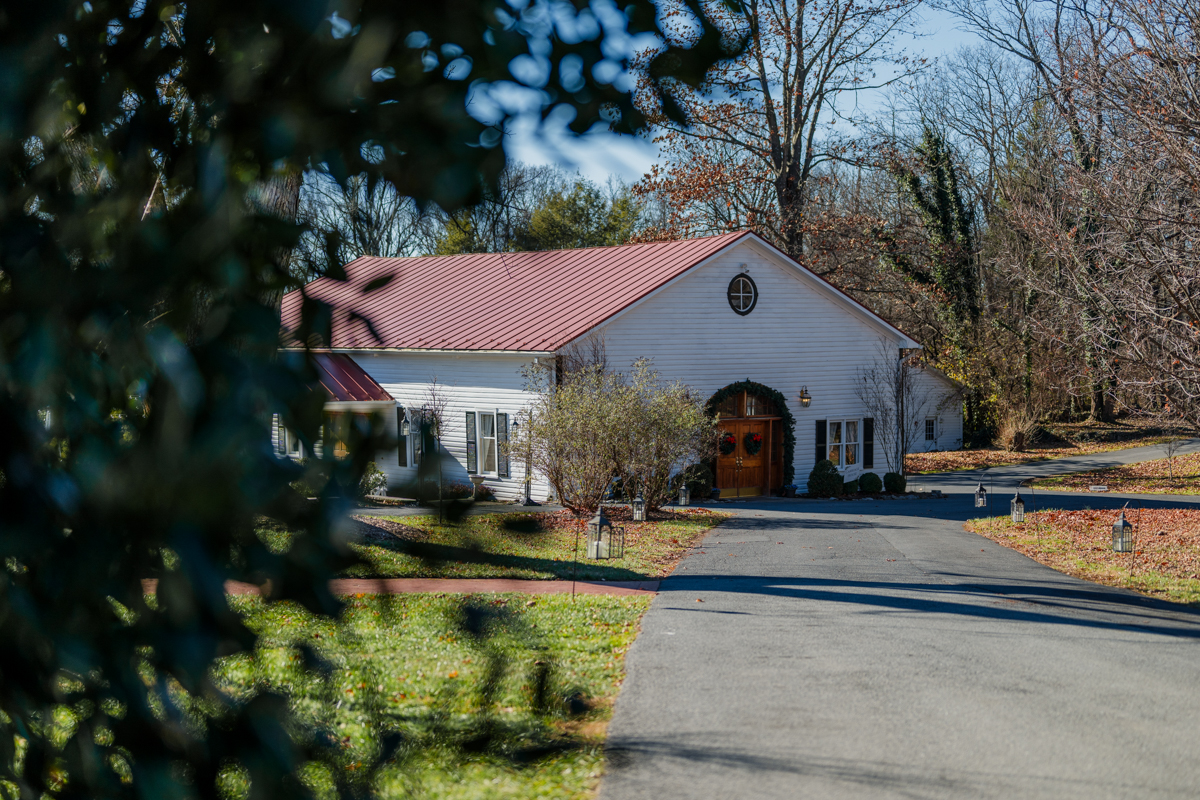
[966,509,1200,606]
[322,508,731,581]
[216,592,651,799]
[907,419,1176,474]
[1032,451,1200,495]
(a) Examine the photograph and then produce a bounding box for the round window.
[727,274,758,315]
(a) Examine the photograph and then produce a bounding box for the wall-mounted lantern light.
[797,386,812,408]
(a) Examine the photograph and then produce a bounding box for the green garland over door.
[705,379,797,484]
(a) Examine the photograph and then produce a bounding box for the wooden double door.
[716,418,780,498]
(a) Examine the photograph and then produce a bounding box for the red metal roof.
[313,353,393,402]
[280,231,752,352]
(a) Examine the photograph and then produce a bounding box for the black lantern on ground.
[586,509,625,560]
[632,491,646,522]
[798,386,812,407]
[678,482,690,507]
[1010,491,1025,523]
[1113,509,1134,553]
[975,483,988,509]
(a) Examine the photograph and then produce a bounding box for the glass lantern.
[632,491,646,522]
[1112,510,1134,553]
[1010,491,1025,523]
[678,482,690,508]
[586,509,625,560]
[798,386,812,407]
[974,483,988,509]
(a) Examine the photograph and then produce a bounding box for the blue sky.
[504,6,978,183]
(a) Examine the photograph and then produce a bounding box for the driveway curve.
[600,443,1200,800]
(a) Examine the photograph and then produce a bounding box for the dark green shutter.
[497,412,509,478]
[465,412,478,474]
[863,418,874,469]
[274,414,285,455]
[815,420,827,464]
[397,406,408,467]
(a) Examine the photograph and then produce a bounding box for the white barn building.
[277,230,962,499]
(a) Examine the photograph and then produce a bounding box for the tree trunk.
[1088,381,1112,423]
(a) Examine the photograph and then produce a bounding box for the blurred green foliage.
[0,1,743,798]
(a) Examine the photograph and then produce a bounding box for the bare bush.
[515,361,714,514]
[997,405,1040,452]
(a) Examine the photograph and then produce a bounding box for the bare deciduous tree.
[292,171,435,282]
[633,0,926,258]
[855,346,959,475]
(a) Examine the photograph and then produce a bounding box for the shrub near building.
[859,472,883,493]
[807,459,843,497]
[884,472,907,493]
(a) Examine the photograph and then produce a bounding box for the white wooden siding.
[593,238,964,490]
[910,367,964,454]
[296,237,962,497]
[350,351,548,501]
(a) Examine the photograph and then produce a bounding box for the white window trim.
[828,418,861,472]
[477,411,498,476]
[283,425,305,459]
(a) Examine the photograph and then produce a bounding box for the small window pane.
[828,444,841,466]
[846,421,858,444]
[481,413,495,438]
[482,439,497,473]
[925,419,936,441]
[829,421,841,444]
[846,443,858,466]
[716,394,738,417]
[745,394,758,416]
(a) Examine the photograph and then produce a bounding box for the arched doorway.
[707,381,794,498]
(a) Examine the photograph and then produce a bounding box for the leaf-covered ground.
[966,509,1200,606]
[1033,452,1200,495]
[215,593,650,799]
[907,420,1174,474]
[334,508,729,581]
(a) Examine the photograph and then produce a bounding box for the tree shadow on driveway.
[600,736,1148,799]
[655,573,1200,639]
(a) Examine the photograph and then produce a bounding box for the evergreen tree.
[877,125,980,329]
[522,180,639,251]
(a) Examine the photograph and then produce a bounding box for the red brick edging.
[141,578,659,597]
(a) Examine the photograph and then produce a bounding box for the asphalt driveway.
[600,442,1200,799]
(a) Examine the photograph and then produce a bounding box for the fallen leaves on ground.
[908,420,1174,474]
[966,508,1200,605]
[1034,452,1200,495]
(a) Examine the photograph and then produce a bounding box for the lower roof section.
[313,353,394,403]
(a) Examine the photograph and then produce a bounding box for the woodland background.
[5,0,1200,798]
[297,0,1200,446]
